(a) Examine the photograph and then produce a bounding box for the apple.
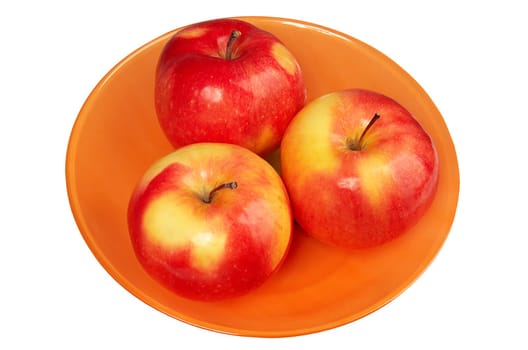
[280,89,439,249]
[127,142,293,301]
[155,18,307,157]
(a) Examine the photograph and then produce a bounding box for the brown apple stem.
[348,113,381,150]
[225,30,241,60]
[204,181,238,203]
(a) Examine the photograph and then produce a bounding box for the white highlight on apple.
[191,231,215,247]
[337,177,360,191]
[200,86,223,103]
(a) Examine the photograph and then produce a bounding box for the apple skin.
[127,143,292,301]
[155,18,307,157]
[280,89,439,249]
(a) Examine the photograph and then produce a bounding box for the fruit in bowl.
[280,89,439,249]
[65,16,460,335]
[127,142,293,301]
[155,18,307,157]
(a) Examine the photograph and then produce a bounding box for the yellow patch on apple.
[179,142,234,167]
[271,43,297,75]
[138,152,185,190]
[245,191,292,267]
[356,153,393,208]
[189,231,227,272]
[282,93,341,176]
[142,143,233,191]
[142,191,226,272]
[253,124,275,156]
[177,27,208,39]
[269,207,292,266]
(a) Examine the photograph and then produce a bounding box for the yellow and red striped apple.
[128,143,292,301]
[155,18,307,157]
[280,89,439,249]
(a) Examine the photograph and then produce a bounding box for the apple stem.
[348,113,381,150]
[204,181,238,203]
[225,30,241,60]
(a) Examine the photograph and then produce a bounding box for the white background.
[2,0,527,348]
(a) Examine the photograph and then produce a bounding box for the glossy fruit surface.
[66,17,459,337]
[281,89,439,249]
[155,18,306,156]
[128,143,292,301]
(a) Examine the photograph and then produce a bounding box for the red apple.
[155,18,307,157]
[127,142,292,301]
[280,89,439,249]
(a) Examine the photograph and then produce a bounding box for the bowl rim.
[65,15,460,338]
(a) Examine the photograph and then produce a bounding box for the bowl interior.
[66,16,459,337]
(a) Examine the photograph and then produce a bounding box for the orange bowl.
[66,16,459,337]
